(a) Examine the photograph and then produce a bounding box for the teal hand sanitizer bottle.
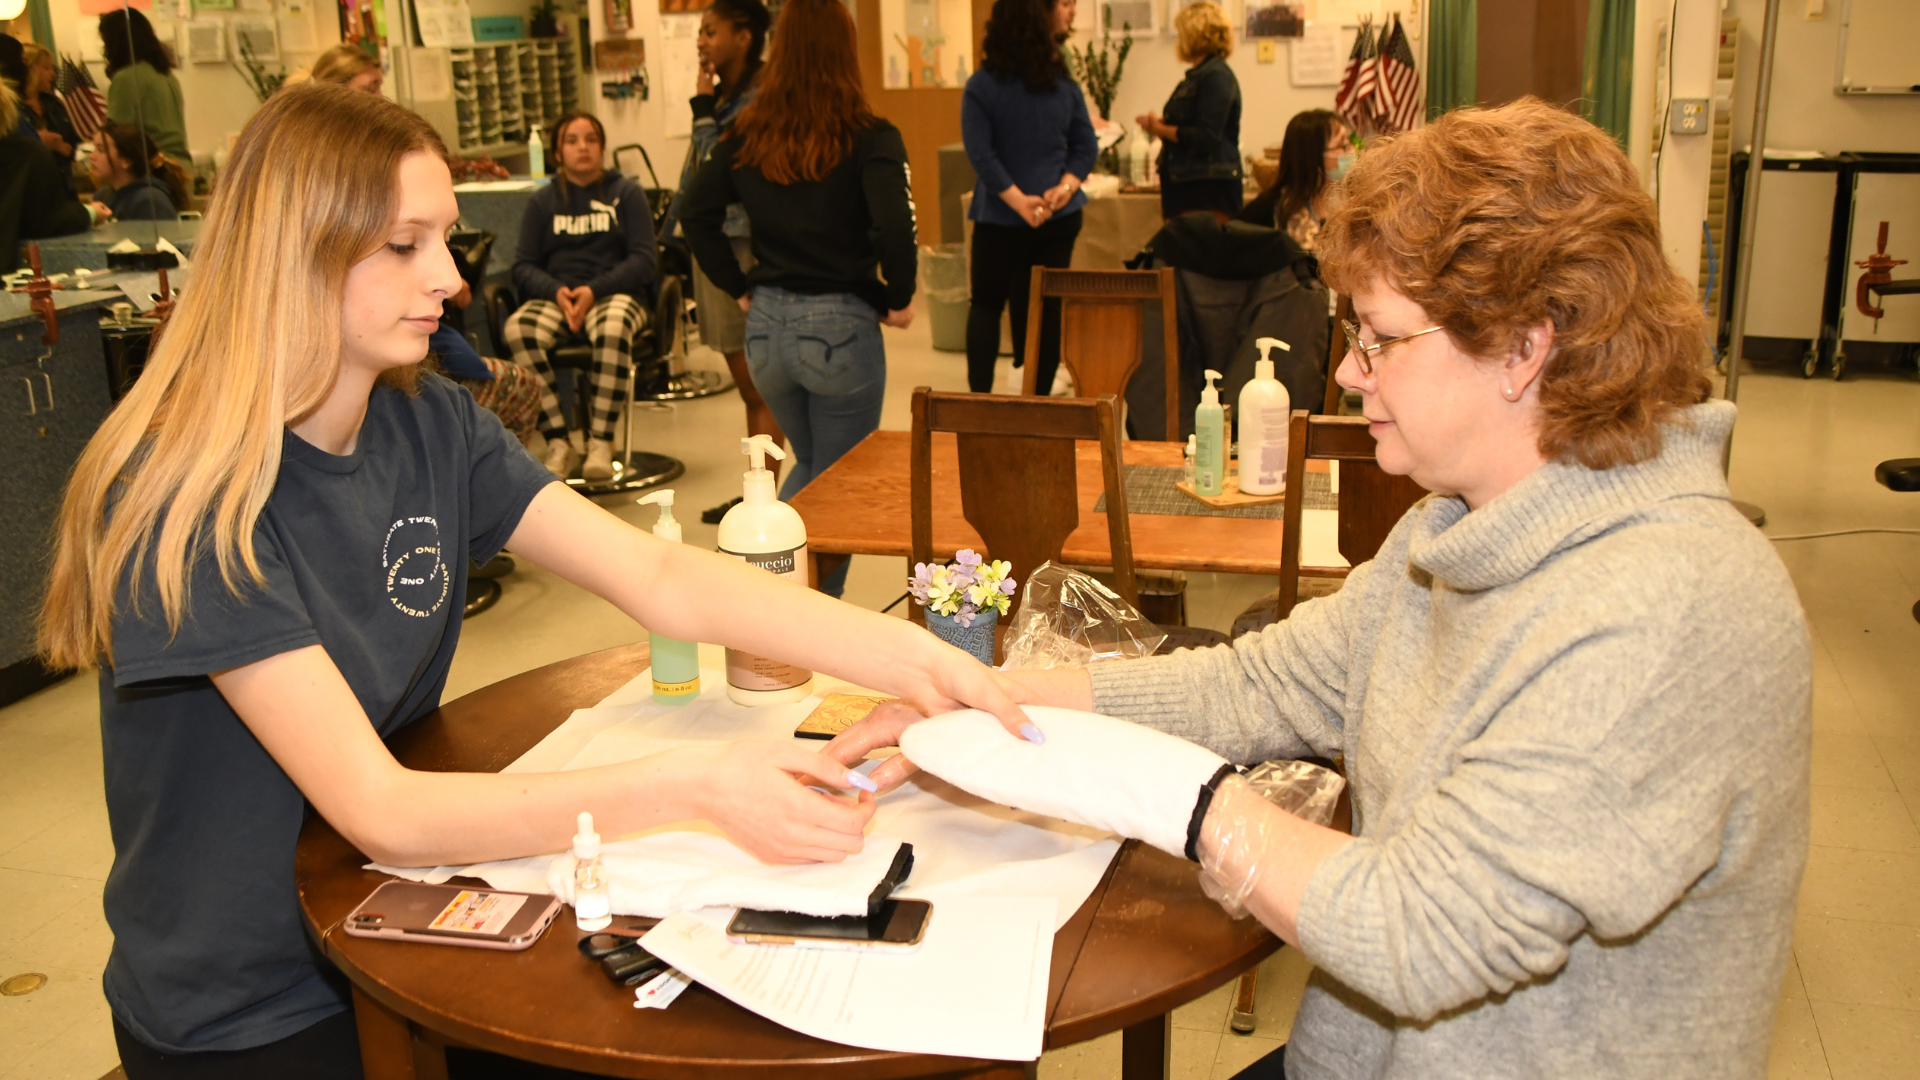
[1195,369,1227,496]
[636,489,701,705]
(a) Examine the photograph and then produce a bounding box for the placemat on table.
[1095,464,1335,519]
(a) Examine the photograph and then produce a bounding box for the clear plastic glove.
[1197,760,1346,919]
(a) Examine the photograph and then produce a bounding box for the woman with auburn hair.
[1137,0,1241,219]
[39,82,1028,1077]
[838,100,1809,1079]
[681,0,918,598]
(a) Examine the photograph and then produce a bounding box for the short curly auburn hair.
[1318,98,1712,471]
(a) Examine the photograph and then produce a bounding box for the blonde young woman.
[39,84,1030,1078]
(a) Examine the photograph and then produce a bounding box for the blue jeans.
[744,287,887,597]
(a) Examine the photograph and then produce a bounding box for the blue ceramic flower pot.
[925,608,998,665]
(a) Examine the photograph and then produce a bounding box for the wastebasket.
[920,243,968,352]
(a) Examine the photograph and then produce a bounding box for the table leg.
[813,553,850,594]
[806,550,819,590]
[1121,1013,1171,1080]
[351,985,449,1080]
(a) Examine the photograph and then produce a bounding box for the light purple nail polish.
[1020,722,1046,745]
[847,771,879,793]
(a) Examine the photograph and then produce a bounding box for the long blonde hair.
[38,84,445,669]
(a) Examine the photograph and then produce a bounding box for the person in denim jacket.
[1136,1,1243,219]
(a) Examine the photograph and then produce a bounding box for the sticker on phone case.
[428,890,528,935]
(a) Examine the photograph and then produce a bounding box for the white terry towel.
[900,707,1229,859]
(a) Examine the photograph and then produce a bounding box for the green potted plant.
[1065,18,1132,173]
[529,0,561,39]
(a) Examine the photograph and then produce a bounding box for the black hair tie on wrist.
[1185,762,1245,863]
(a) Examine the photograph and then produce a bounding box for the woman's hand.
[999,185,1051,228]
[824,669,1067,792]
[39,129,71,157]
[1041,174,1083,212]
[882,307,913,329]
[679,740,881,864]
[736,293,752,313]
[1134,112,1175,143]
[88,201,113,227]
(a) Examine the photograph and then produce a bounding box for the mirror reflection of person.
[99,8,189,160]
[961,0,1097,396]
[89,123,188,221]
[0,81,103,260]
[296,43,384,95]
[41,84,1031,1078]
[838,100,1810,1080]
[19,43,82,188]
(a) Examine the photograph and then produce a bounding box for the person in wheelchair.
[506,109,658,480]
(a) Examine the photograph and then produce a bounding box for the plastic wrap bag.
[1198,759,1348,919]
[1000,562,1167,669]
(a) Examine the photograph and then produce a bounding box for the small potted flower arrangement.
[908,550,1016,664]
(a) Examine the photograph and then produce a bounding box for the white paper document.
[369,674,1119,928]
[642,898,1057,1060]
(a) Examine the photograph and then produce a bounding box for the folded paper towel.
[900,707,1230,860]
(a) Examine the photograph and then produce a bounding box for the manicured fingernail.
[1020,722,1046,745]
[846,771,878,793]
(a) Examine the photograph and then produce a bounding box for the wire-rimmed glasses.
[1341,320,1446,376]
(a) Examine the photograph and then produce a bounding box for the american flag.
[1333,17,1379,135]
[56,55,108,144]
[1374,15,1422,134]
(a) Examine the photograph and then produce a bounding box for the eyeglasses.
[1341,320,1446,376]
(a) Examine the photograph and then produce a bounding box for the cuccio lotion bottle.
[1195,369,1227,496]
[636,489,700,705]
[572,812,611,932]
[1236,337,1292,496]
[716,436,815,706]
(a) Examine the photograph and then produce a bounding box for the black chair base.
[1154,625,1231,653]
[1875,458,1920,493]
[464,577,502,618]
[563,449,685,497]
[639,367,734,402]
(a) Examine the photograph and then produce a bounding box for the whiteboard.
[1836,0,1920,95]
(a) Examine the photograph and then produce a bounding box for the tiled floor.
[2,317,1916,1078]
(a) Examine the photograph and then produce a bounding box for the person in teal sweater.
[100,8,189,159]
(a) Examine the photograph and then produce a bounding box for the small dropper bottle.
[572,811,611,931]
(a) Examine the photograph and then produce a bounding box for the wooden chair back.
[1277,410,1428,620]
[910,388,1138,620]
[1324,292,1354,416]
[1020,267,1181,441]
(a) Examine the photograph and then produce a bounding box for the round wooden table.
[295,643,1279,1080]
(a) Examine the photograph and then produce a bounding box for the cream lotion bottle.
[1236,337,1292,495]
[637,489,701,705]
[1195,369,1227,496]
[572,811,611,931]
[716,436,815,706]
[528,126,546,180]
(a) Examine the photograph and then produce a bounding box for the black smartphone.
[726,898,932,950]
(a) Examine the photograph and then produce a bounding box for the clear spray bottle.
[572,811,611,932]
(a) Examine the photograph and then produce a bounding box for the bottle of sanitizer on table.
[572,811,611,932]
[1236,337,1292,496]
[1195,369,1227,496]
[527,126,546,180]
[717,436,815,706]
[636,489,701,705]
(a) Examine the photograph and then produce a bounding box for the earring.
[1502,385,1519,400]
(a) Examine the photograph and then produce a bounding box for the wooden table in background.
[788,432,1296,586]
[296,643,1279,1080]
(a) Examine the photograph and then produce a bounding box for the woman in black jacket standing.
[682,0,916,598]
[1136,0,1242,219]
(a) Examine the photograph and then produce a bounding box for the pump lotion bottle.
[716,436,815,706]
[1236,337,1292,496]
[636,489,701,705]
[1194,369,1227,496]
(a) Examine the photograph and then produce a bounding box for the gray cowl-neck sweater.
[1090,400,1810,1079]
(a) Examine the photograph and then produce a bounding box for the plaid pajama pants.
[503,295,648,443]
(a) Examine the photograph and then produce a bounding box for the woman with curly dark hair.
[961,0,1097,394]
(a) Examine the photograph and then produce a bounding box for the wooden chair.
[911,389,1139,626]
[1020,267,1182,442]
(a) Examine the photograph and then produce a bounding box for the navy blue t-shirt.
[100,375,554,1053]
